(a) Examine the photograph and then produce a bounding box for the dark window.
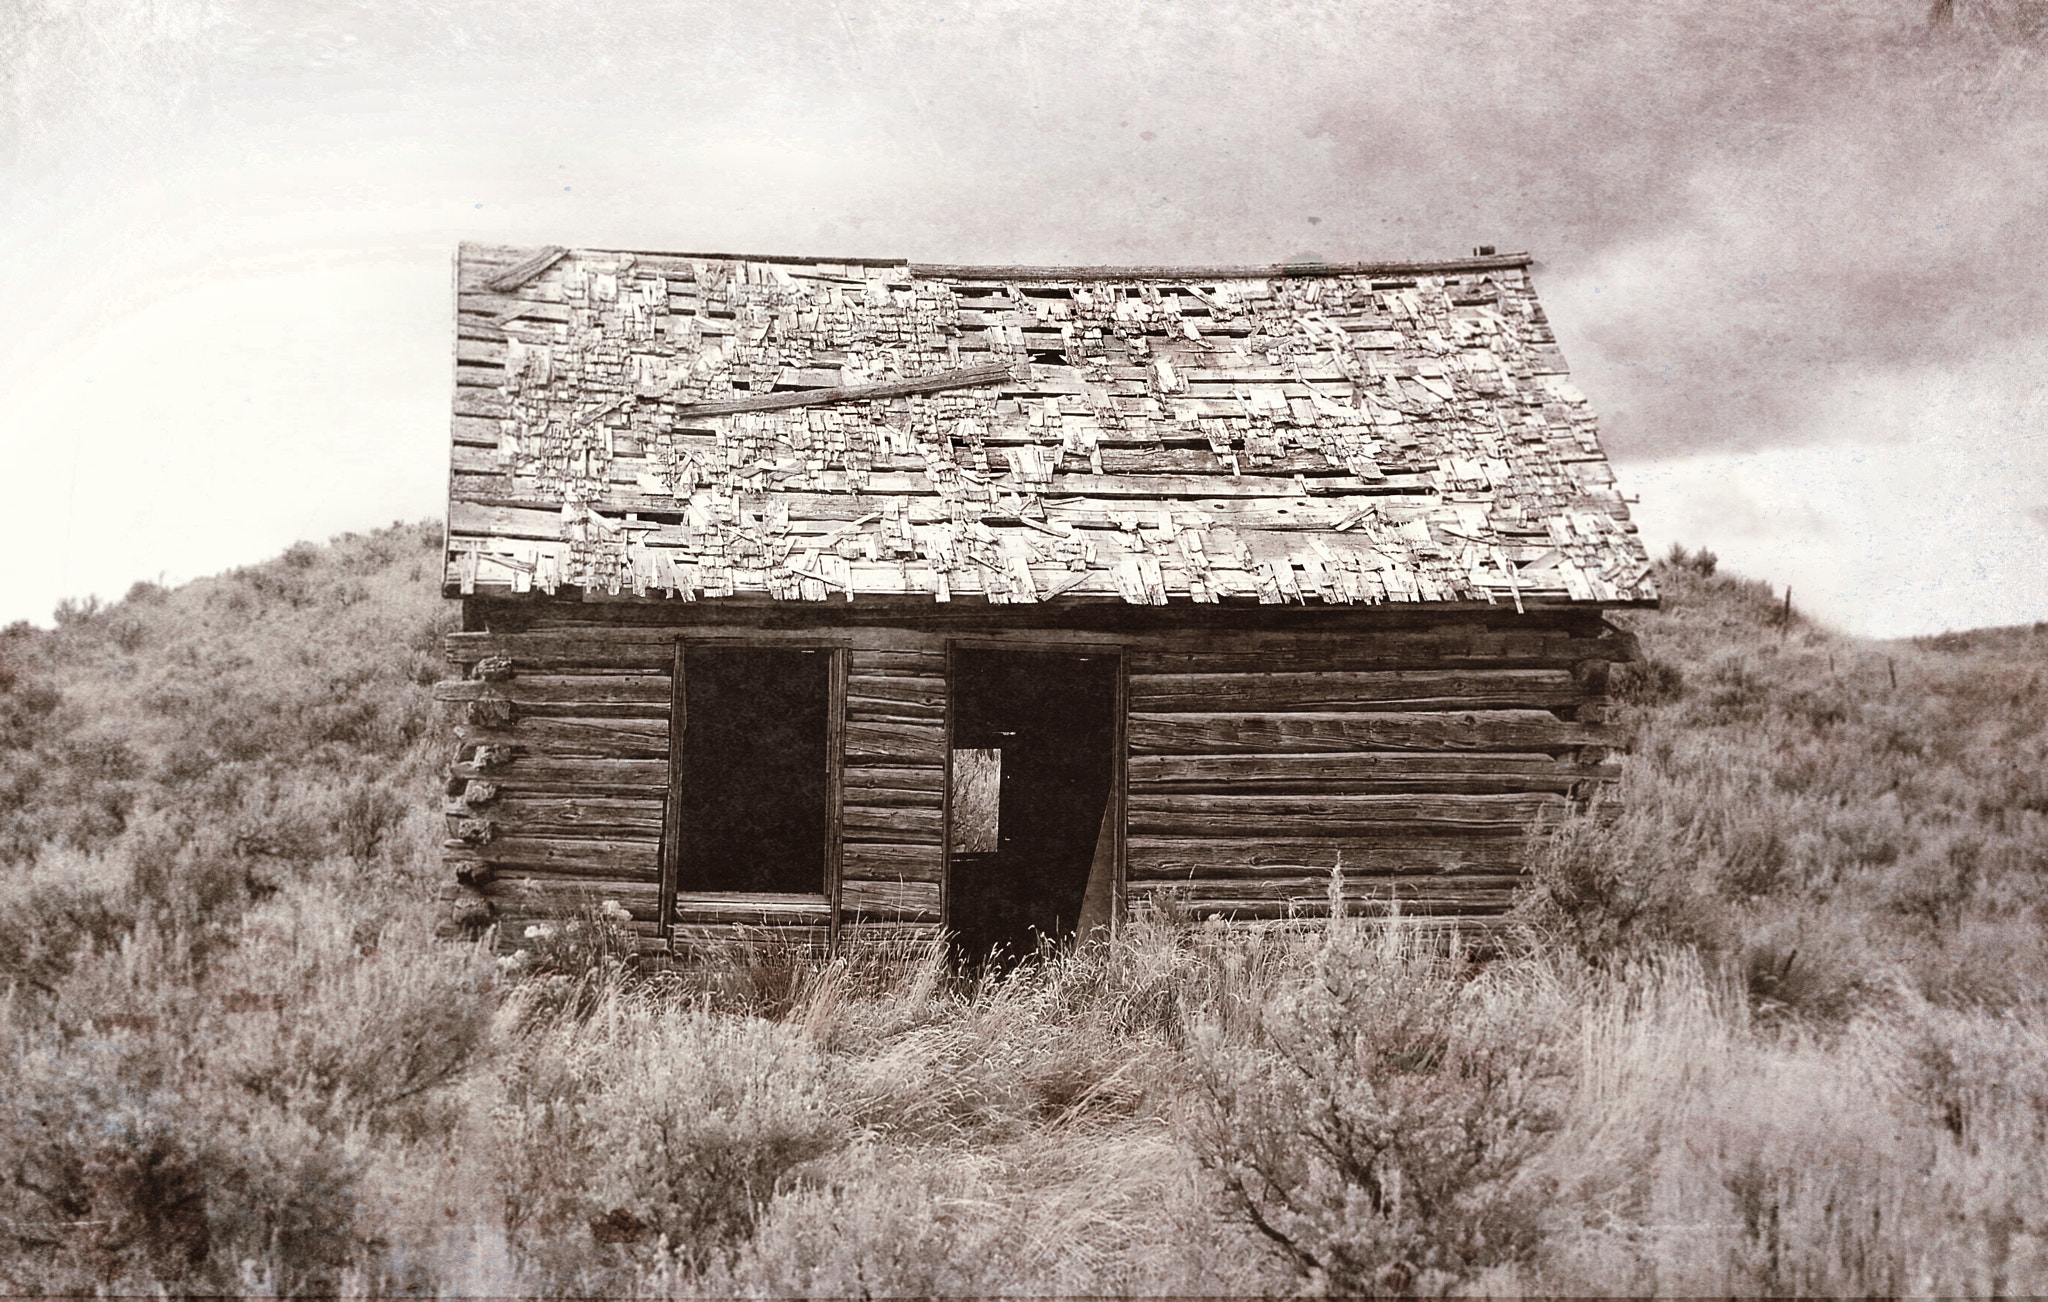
[676,646,832,894]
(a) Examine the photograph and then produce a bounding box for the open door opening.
[948,648,1119,965]
[674,646,831,897]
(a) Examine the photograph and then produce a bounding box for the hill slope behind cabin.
[1554,547,2048,1013]
[1,529,2046,1296]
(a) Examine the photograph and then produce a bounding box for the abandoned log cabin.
[436,241,1654,964]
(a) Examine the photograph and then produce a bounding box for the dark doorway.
[948,648,1120,964]
[676,646,832,895]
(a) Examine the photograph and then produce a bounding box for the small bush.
[491,995,846,1283]
[1185,917,1571,1294]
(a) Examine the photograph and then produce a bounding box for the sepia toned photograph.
[2,1,2045,1295]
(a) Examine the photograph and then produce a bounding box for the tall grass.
[5,538,2048,1293]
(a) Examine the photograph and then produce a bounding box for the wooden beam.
[1126,791,1570,837]
[1129,710,1615,755]
[1128,835,1528,879]
[909,253,1533,282]
[666,362,1016,418]
[1128,669,1584,714]
[482,246,568,292]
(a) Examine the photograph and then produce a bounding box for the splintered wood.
[446,243,1654,609]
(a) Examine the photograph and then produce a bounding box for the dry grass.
[5,538,2048,1294]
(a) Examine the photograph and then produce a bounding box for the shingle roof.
[446,243,1654,608]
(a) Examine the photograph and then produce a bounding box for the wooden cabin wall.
[1123,623,1621,927]
[436,598,1627,958]
[436,626,674,959]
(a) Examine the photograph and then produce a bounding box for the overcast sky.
[3,0,2044,637]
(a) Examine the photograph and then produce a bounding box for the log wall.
[436,599,1628,958]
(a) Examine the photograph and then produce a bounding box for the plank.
[1128,836,1529,879]
[1128,669,1583,713]
[1127,711,1613,755]
[453,389,507,419]
[844,720,946,766]
[460,717,669,759]
[481,246,568,292]
[667,362,1015,417]
[1127,792,1569,837]
[841,841,944,882]
[839,879,942,921]
[453,468,1423,507]
[445,836,660,875]
[1044,472,1412,499]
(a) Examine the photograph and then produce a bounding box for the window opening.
[676,646,831,894]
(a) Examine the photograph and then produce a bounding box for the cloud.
[3,0,2046,632]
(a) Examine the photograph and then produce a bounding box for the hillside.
[0,521,454,875]
[1,530,2046,1296]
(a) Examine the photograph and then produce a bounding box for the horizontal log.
[673,892,833,925]
[837,922,947,946]
[844,784,946,811]
[845,720,946,766]
[1128,752,1616,795]
[445,835,660,875]
[446,631,678,671]
[435,675,669,703]
[672,925,832,954]
[851,649,947,675]
[842,841,944,882]
[460,717,669,759]
[447,757,670,795]
[480,876,659,922]
[436,675,669,718]
[1129,873,1529,901]
[488,795,666,835]
[842,805,947,842]
[845,675,947,711]
[1128,836,1529,879]
[839,879,942,922]
[1128,879,1523,920]
[844,765,945,794]
[1128,711,1614,755]
[1127,792,1570,837]
[1129,669,1583,714]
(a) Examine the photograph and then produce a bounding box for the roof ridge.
[486,243,1534,281]
[910,253,1533,281]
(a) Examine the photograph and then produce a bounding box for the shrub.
[490,995,847,1283]
[1184,916,1572,1295]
